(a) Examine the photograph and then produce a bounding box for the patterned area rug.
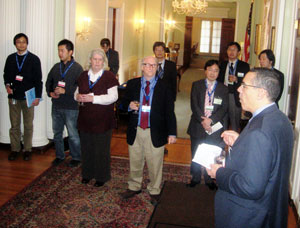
[0,156,190,227]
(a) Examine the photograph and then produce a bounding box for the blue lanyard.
[205,80,217,104]
[60,60,74,79]
[229,60,238,75]
[88,71,103,89]
[141,77,158,102]
[16,52,28,73]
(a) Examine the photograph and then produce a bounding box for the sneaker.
[52,158,64,166]
[8,151,19,161]
[68,160,81,167]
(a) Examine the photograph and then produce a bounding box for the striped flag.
[242,1,254,62]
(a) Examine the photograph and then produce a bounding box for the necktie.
[204,83,213,117]
[140,81,150,129]
[158,63,163,73]
[229,62,234,75]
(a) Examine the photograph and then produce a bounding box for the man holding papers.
[46,39,83,167]
[187,60,228,189]
[3,33,42,161]
[207,68,293,228]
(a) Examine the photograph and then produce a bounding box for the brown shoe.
[150,194,160,205]
[120,189,142,199]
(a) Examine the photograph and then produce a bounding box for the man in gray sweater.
[46,39,83,167]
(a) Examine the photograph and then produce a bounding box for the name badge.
[205,105,214,111]
[58,81,66,87]
[15,75,23,81]
[213,98,222,105]
[237,72,244,77]
[141,105,151,113]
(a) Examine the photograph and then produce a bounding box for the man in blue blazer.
[207,68,293,228]
[100,38,119,76]
[120,56,177,205]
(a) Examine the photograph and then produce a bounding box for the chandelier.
[172,0,208,15]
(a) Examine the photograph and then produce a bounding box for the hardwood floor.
[0,130,297,227]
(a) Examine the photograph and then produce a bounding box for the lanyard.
[16,52,28,73]
[88,71,103,89]
[106,50,110,59]
[60,60,74,79]
[205,80,217,104]
[141,77,158,102]
[229,60,238,75]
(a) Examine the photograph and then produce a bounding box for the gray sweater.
[46,59,83,110]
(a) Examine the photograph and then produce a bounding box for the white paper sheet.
[192,143,222,169]
[206,121,223,135]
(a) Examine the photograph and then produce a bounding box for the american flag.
[242,1,254,62]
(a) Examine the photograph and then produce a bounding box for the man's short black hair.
[153,41,166,52]
[13,33,28,45]
[100,38,111,47]
[58,39,74,51]
[204,59,219,70]
[227,42,241,52]
[258,49,276,67]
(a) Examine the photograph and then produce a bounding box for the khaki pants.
[8,99,34,152]
[128,127,164,195]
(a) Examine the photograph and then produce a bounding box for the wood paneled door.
[219,19,235,63]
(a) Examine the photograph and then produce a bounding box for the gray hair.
[141,56,158,65]
[86,48,109,70]
[250,68,280,102]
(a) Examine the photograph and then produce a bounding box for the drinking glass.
[133,101,140,114]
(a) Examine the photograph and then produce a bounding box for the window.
[200,19,222,54]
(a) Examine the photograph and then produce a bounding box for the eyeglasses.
[241,82,261,89]
[142,63,157,68]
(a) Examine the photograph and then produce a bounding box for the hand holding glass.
[133,101,140,114]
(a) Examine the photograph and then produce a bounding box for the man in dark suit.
[100,38,119,76]
[187,60,228,189]
[153,41,177,101]
[218,42,250,131]
[207,68,294,228]
[259,49,284,106]
[120,56,177,205]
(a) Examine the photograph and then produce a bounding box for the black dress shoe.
[186,180,200,188]
[23,151,31,161]
[150,194,161,205]
[52,158,64,166]
[120,189,142,199]
[94,181,105,187]
[8,151,19,161]
[68,160,81,167]
[205,182,218,191]
[81,178,90,184]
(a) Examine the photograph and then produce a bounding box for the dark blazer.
[121,77,177,147]
[273,68,284,105]
[187,80,228,144]
[218,60,250,107]
[215,104,293,228]
[160,60,177,101]
[107,48,119,76]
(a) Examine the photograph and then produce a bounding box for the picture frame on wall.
[255,24,261,54]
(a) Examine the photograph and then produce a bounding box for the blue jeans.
[52,106,81,161]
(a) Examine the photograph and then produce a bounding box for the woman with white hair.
[75,48,119,187]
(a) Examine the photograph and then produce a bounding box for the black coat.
[121,77,177,147]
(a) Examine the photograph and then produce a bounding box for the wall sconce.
[135,19,145,33]
[165,20,176,31]
[76,17,91,40]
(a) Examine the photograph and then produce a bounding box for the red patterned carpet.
[0,156,190,227]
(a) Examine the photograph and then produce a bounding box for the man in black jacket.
[100,38,119,76]
[153,41,177,101]
[3,33,43,161]
[218,42,249,131]
[120,56,177,205]
[46,39,83,167]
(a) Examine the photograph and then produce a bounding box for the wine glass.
[215,150,226,167]
[133,100,140,114]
